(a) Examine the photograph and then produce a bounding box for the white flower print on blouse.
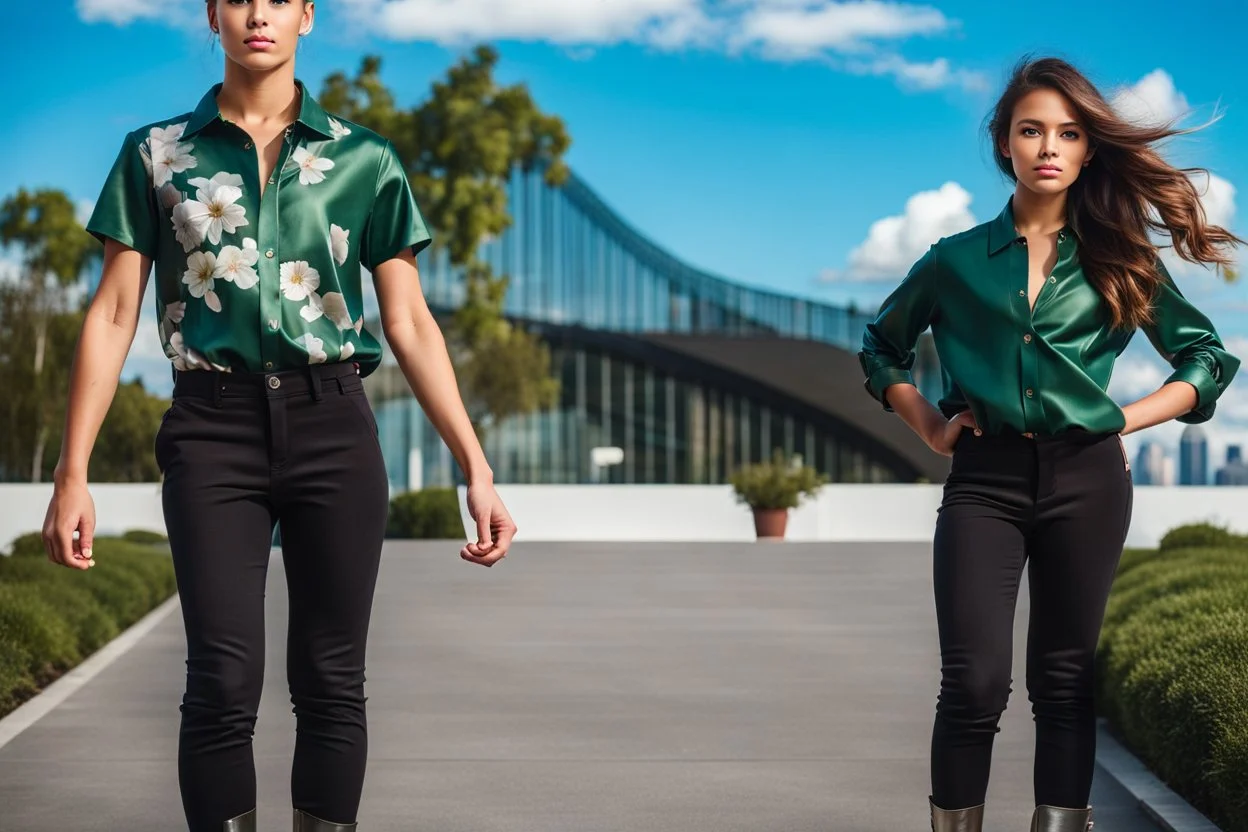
[170,202,203,253]
[292,146,334,185]
[158,183,181,213]
[330,224,350,266]
[328,117,352,140]
[183,176,248,246]
[169,331,208,371]
[215,241,260,291]
[354,316,364,335]
[300,292,324,323]
[280,260,320,301]
[188,171,244,192]
[297,333,328,364]
[340,341,356,360]
[160,300,186,343]
[148,123,196,187]
[320,292,354,331]
[150,123,187,147]
[183,251,222,313]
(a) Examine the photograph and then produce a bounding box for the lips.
[245,37,274,45]
[1035,166,1062,173]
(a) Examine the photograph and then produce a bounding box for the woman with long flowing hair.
[860,56,1241,831]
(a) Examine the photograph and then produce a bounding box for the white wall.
[458,484,1248,549]
[2,482,1244,553]
[0,484,165,555]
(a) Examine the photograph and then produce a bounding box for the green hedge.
[386,488,464,539]
[0,535,176,719]
[1098,523,1248,831]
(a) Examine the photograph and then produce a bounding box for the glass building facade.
[364,164,941,490]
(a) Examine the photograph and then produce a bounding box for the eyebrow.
[1017,118,1082,128]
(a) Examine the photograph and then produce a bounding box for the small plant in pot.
[729,450,828,540]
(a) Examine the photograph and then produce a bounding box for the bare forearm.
[883,383,947,447]
[1120,381,1200,436]
[55,307,140,484]
[387,319,493,484]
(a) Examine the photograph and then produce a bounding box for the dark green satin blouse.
[86,81,431,378]
[859,198,1239,435]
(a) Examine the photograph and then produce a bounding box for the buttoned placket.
[1014,229,1067,432]
[255,125,297,372]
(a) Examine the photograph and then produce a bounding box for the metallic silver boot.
[1030,804,1093,831]
[222,808,256,832]
[929,796,984,831]
[294,808,358,831]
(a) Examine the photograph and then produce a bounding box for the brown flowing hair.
[987,56,1243,330]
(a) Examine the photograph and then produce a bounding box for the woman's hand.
[461,480,518,567]
[927,410,980,457]
[42,477,97,571]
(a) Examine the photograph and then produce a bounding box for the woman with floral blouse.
[40,2,516,830]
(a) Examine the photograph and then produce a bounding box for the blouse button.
[1018,289,1026,297]
[1049,275,1056,284]
[244,141,253,150]
[268,319,280,330]
[264,361,274,370]
[1025,388,1035,398]
[265,250,275,259]
[1023,333,1032,344]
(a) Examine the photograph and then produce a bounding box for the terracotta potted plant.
[729,450,828,541]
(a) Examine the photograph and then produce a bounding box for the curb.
[0,593,181,751]
[1095,720,1224,832]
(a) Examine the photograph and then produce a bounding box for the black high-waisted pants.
[156,362,389,830]
[929,429,1133,810]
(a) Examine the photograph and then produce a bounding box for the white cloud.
[824,182,976,282]
[77,0,178,26]
[731,0,950,57]
[289,0,980,92]
[1111,69,1190,126]
[845,54,987,92]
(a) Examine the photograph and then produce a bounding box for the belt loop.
[309,366,323,402]
[212,370,223,408]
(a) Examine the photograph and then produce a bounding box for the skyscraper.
[1134,441,1168,485]
[1179,424,1209,486]
[1215,445,1248,485]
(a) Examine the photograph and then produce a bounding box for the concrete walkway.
[0,542,1157,831]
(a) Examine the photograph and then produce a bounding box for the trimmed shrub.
[1098,534,1248,832]
[386,488,464,539]
[0,536,176,719]
[1158,522,1243,552]
[6,531,45,558]
[122,529,169,546]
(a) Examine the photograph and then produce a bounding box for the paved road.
[0,541,1157,831]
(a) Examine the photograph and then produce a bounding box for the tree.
[319,46,568,436]
[0,189,98,481]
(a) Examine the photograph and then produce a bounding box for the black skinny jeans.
[155,362,390,831]
[930,428,1133,811]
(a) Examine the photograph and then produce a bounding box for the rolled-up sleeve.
[1143,258,1241,423]
[857,243,941,412]
[362,141,432,272]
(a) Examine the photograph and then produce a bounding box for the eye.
[1021,127,1040,137]
[1063,130,1081,140]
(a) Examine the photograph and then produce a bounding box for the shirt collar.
[988,196,1074,255]
[182,80,336,141]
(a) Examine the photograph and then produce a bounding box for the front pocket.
[343,390,379,439]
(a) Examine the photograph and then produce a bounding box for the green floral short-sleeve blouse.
[87,80,431,378]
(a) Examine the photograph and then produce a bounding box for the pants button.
[268,376,281,390]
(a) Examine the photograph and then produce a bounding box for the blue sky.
[2,0,1247,476]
